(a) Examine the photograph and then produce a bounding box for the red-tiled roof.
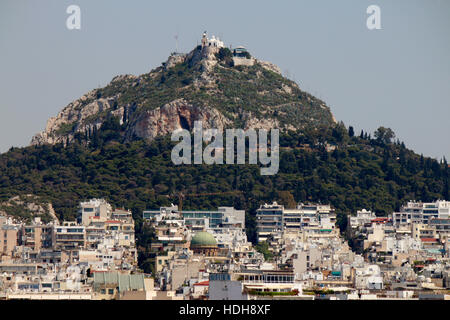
[421,238,438,242]
[193,281,209,286]
[371,218,390,223]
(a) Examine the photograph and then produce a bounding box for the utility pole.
[174,34,179,53]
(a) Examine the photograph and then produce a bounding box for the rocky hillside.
[0,195,58,223]
[31,43,336,146]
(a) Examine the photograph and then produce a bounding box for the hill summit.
[31,32,336,146]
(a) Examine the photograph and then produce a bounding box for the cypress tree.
[349,126,355,137]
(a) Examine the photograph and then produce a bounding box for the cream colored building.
[79,199,112,226]
[412,223,437,241]
[0,225,19,257]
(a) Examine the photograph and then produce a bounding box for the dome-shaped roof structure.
[190,232,217,247]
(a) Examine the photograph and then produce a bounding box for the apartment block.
[79,199,112,226]
[19,222,54,250]
[143,206,245,231]
[0,225,19,257]
[256,202,336,243]
[54,222,86,250]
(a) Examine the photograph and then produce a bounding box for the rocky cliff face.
[31,42,336,146]
[125,98,231,141]
[31,93,123,145]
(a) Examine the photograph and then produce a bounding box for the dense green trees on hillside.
[0,120,448,246]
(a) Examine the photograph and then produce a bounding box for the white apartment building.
[350,209,376,229]
[79,198,112,226]
[354,264,383,290]
[256,202,336,243]
[256,202,284,243]
[393,200,450,226]
[54,222,85,250]
[143,206,245,231]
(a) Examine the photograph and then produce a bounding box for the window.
[108,289,114,295]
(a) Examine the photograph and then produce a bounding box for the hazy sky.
[1,0,449,160]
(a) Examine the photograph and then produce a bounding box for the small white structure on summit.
[200,31,254,67]
[201,31,224,48]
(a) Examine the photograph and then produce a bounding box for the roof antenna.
[174,34,179,53]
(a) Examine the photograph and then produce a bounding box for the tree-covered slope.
[2,118,448,242]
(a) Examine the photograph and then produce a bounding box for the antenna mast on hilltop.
[174,34,179,53]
